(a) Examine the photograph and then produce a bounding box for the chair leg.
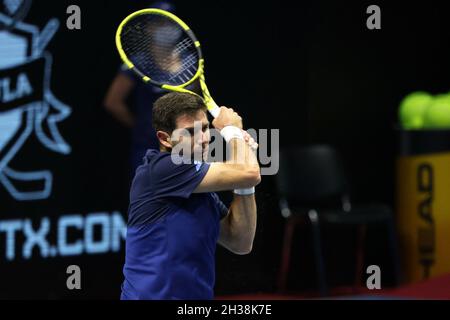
[308,211,328,297]
[386,217,402,286]
[354,224,367,292]
[277,216,300,293]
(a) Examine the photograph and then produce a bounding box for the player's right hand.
[212,107,243,131]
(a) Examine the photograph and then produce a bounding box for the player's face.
[173,110,210,160]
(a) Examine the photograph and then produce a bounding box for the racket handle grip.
[208,105,221,118]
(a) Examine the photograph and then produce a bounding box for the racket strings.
[120,14,200,86]
[174,37,194,55]
[168,53,198,83]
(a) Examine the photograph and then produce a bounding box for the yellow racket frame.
[115,9,219,117]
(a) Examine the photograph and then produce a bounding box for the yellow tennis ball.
[399,92,433,129]
[423,95,450,129]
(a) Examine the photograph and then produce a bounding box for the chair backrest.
[276,145,348,208]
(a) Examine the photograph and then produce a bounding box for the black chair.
[275,145,401,296]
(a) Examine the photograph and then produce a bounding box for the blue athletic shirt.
[121,149,229,300]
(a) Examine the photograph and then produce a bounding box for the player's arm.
[218,129,259,255]
[103,72,136,128]
[218,193,257,255]
[193,107,261,193]
[194,107,259,255]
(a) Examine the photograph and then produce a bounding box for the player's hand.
[212,107,243,130]
[243,130,258,151]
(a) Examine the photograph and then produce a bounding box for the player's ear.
[156,131,172,149]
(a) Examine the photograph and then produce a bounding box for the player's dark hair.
[152,92,207,133]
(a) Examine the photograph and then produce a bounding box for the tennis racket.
[0,0,32,31]
[115,8,220,118]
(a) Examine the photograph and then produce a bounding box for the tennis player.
[120,92,261,300]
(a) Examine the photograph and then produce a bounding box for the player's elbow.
[252,170,262,186]
[220,218,256,255]
[233,244,253,255]
[228,241,253,255]
[238,167,261,189]
[228,231,255,255]
[103,96,118,112]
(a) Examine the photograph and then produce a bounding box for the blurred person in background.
[104,1,176,175]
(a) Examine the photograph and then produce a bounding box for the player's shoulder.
[145,150,184,173]
[144,149,169,167]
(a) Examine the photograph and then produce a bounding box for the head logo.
[0,0,71,201]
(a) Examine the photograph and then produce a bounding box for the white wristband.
[233,187,255,196]
[220,126,244,144]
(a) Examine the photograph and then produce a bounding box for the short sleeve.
[211,193,229,220]
[150,154,210,199]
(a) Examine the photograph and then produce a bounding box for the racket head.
[0,0,32,31]
[116,9,204,89]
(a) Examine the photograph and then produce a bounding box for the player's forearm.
[222,195,257,255]
[226,138,261,189]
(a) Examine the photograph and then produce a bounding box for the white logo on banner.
[0,0,71,201]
